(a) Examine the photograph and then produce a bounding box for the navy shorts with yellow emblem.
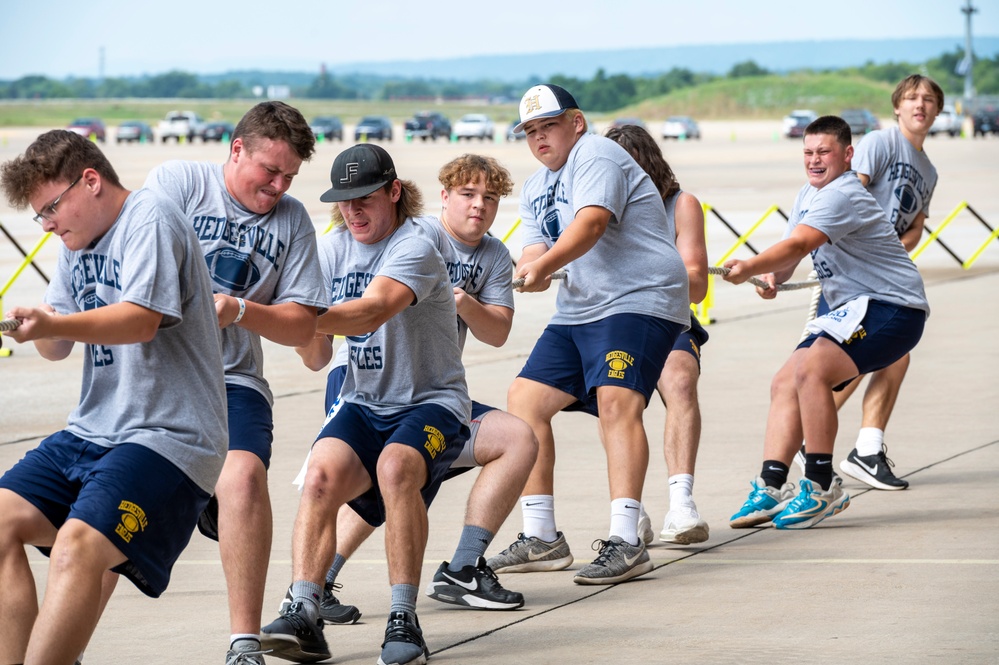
[0,430,210,597]
[519,312,685,416]
[798,299,925,388]
[670,315,709,369]
[316,401,469,526]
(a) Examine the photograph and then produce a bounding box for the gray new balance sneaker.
[486,531,573,573]
[573,536,653,585]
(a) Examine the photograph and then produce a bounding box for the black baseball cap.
[320,143,398,203]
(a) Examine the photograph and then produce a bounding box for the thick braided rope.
[799,270,823,342]
[707,266,819,292]
[0,318,21,332]
[512,269,567,289]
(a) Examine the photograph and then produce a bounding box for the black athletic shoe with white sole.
[426,557,524,610]
[839,445,908,490]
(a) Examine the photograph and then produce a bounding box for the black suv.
[404,112,451,141]
[311,116,344,141]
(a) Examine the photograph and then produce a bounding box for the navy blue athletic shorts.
[670,314,709,370]
[798,299,925,390]
[226,383,274,469]
[519,313,685,416]
[0,431,210,598]
[316,401,469,527]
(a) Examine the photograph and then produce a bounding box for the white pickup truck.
[158,111,205,143]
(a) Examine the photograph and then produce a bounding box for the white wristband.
[233,297,246,324]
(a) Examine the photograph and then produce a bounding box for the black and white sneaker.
[378,611,429,665]
[260,601,330,663]
[279,583,361,625]
[426,557,524,610]
[839,445,908,490]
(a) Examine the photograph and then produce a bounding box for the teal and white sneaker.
[773,477,850,530]
[729,476,796,528]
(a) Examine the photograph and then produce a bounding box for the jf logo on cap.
[321,143,398,203]
[513,84,580,133]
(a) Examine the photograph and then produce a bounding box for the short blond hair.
[330,179,424,229]
[438,154,513,197]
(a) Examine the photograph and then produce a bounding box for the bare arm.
[6,301,163,361]
[316,275,415,337]
[899,212,925,252]
[215,295,318,348]
[453,290,514,347]
[724,224,829,293]
[295,333,334,372]
[515,205,610,291]
[674,192,709,304]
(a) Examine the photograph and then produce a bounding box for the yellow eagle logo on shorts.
[605,350,634,379]
[115,500,148,543]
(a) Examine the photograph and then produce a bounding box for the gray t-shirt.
[318,220,470,424]
[410,215,514,349]
[144,161,327,404]
[519,133,689,327]
[45,189,228,494]
[787,171,929,315]
[852,125,938,236]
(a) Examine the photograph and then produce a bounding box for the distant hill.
[317,37,999,82]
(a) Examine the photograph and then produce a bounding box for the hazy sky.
[1,0,996,80]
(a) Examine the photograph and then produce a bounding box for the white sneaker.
[660,502,710,544]
[638,510,655,545]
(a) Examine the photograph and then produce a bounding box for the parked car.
[506,119,526,141]
[929,105,962,137]
[841,109,880,136]
[609,117,647,131]
[972,107,999,138]
[404,112,451,141]
[202,121,236,142]
[661,116,701,140]
[115,121,153,143]
[782,109,817,138]
[453,114,495,141]
[158,110,205,143]
[67,118,106,142]
[311,116,344,141]
[354,116,393,141]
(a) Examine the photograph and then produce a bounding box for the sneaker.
[279,583,361,625]
[773,477,850,529]
[839,445,908,490]
[638,510,655,546]
[378,611,429,665]
[486,532,573,573]
[226,645,269,665]
[426,557,524,610]
[729,477,796,528]
[572,536,653,585]
[660,503,710,544]
[260,601,330,663]
[794,444,841,482]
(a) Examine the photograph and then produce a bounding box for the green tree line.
[1,49,995,110]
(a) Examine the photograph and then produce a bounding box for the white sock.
[855,428,885,457]
[609,498,642,545]
[668,474,694,507]
[521,495,557,542]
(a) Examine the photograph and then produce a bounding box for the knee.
[377,446,426,495]
[215,451,267,499]
[659,366,699,407]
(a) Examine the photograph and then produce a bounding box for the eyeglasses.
[33,175,82,225]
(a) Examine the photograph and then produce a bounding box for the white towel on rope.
[804,296,870,343]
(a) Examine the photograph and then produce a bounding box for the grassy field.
[0,73,900,128]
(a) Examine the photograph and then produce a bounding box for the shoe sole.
[320,606,362,624]
[258,634,331,663]
[377,647,429,665]
[573,558,654,585]
[774,495,851,530]
[660,523,710,544]
[426,583,524,610]
[839,460,908,491]
[729,511,780,529]
[488,554,573,574]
